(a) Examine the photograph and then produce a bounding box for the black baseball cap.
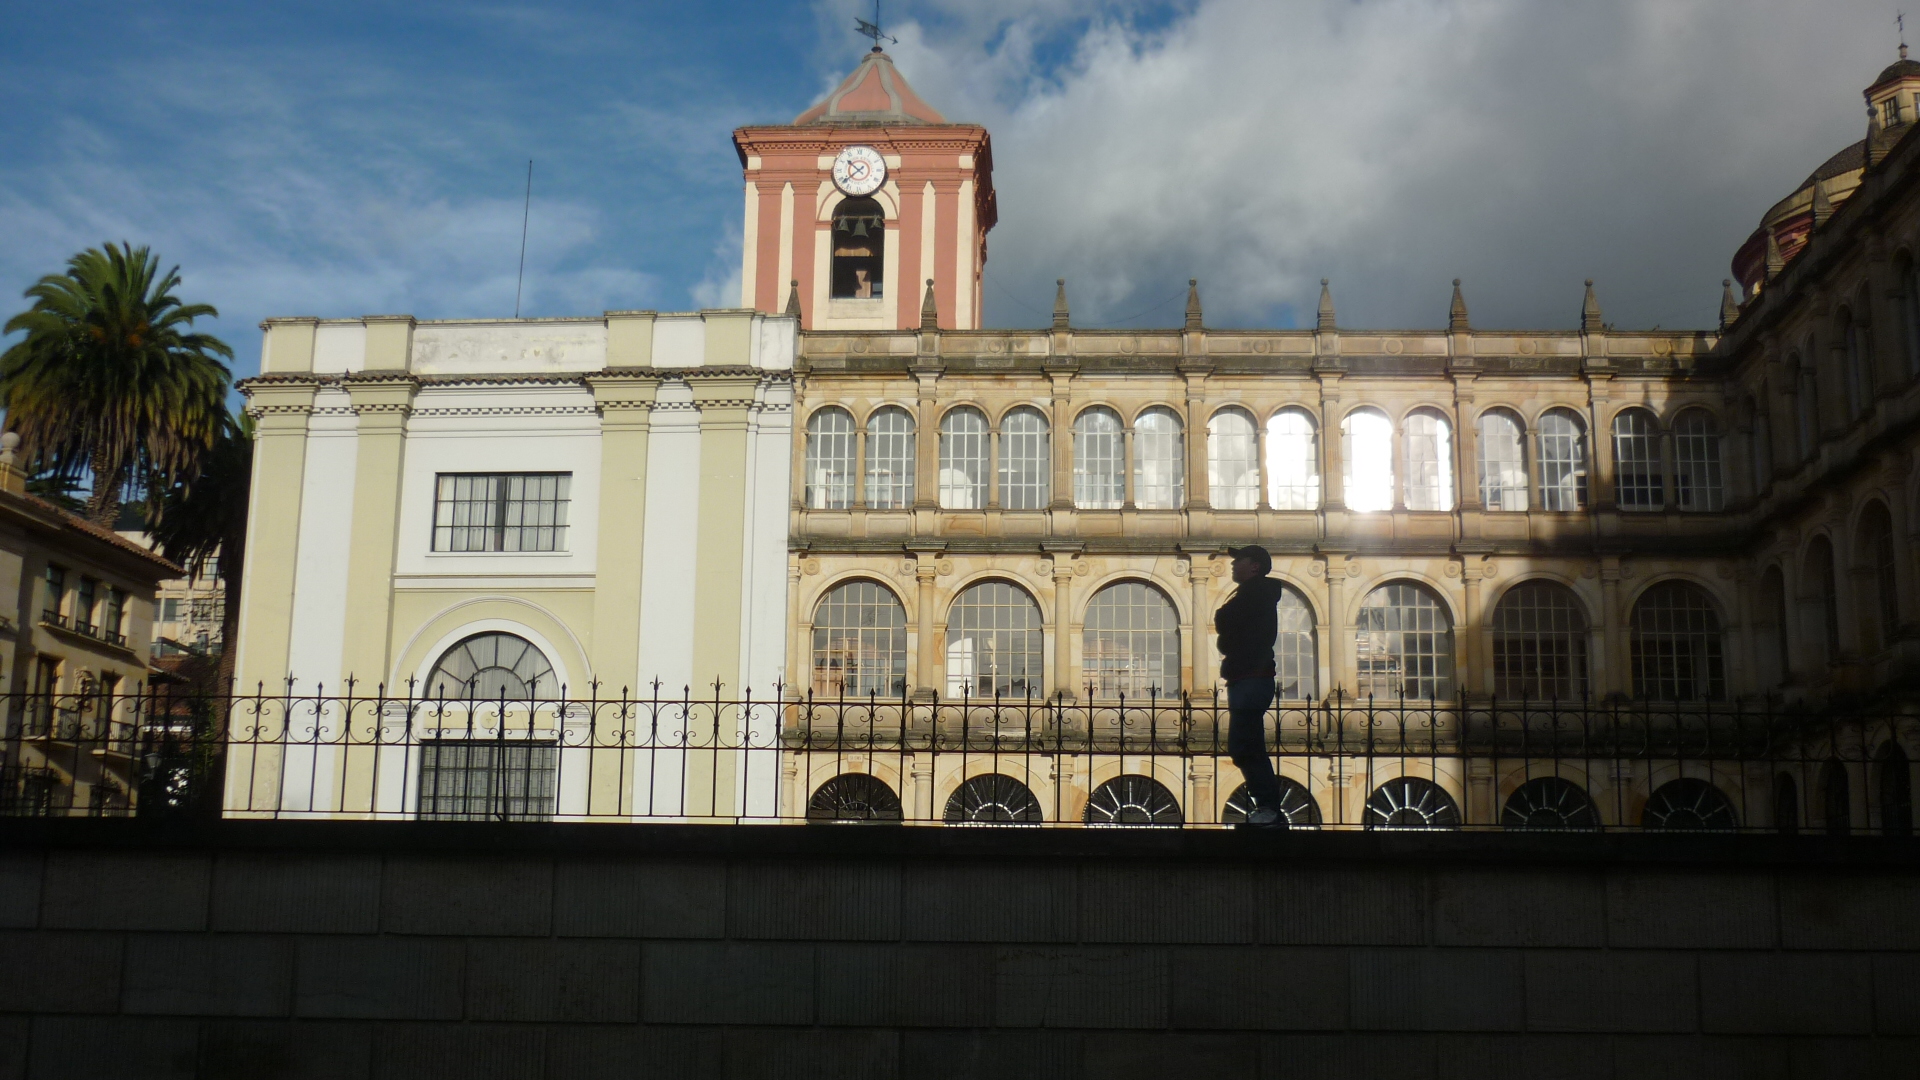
[1227,545,1272,572]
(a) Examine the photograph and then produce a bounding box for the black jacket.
[1215,576,1283,682]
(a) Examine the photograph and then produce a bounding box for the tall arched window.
[829,196,885,299]
[1490,581,1589,700]
[424,632,558,700]
[1275,586,1317,700]
[1206,408,1259,510]
[1858,503,1900,654]
[938,407,988,509]
[1672,408,1724,512]
[864,406,915,510]
[1341,408,1394,512]
[1355,582,1453,700]
[998,406,1050,510]
[1133,407,1185,510]
[1403,410,1453,511]
[1748,394,1773,494]
[804,407,856,510]
[1536,408,1588,511]
[811,580,908,697]
[1476,409,1527,511]
[1757,566,1790,686]
[1083,582,1180,697]
[946,581,1044,699]
[1611,409,1663,511]
[1840,307,1872,418]
[1629,581,1725,701]
[1072,407,1125,509]
[1793,351,1820,460]
[1805,536,1840,668]
[1265,408,1320,510]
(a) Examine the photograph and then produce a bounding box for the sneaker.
[1245,807,1286,829]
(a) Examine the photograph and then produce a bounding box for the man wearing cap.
[1216,545,1288,828]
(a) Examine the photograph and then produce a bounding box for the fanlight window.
[944,774,1042,823]
[808,774,902,822]
[804,407,856,509]
[829,196,885,299]
[1133,407,1185,510]
[1275,587,1317,700]
[1489,581,1589,700]
[1629,581,1724,701]
[938,407,989,509]
[1402,409,1454,511]
[1072,408,1125,509]
[1341,408,1394,512]
[946,581,1044,699]
[1083,775,1182,825]
[1641,778,1737,830]
[1672,409,1724,512]
[1476,410,1527,511]
[1083,582,1181,697]
[865,406,915,509]
[1223,779,1322,827]
[1501,777,1598,830]
[811,581,908,698]
[1535,409,1588,511]
[1355,582,1453,700]
[1364,777,1460,829]
[424,632,558,700]
[998,406,1051,510]
[1207,408,1259,510]
[1611,409,1663,510]
[1265,408,1320,510]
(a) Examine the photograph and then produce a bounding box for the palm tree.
[1,243,231,525]
[148,413,252,695]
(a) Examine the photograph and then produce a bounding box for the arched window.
[864,406,915,509]
[1206,408,1259,510]
[1672,409,1724,511]
[1642,778,1737,830]
[1083,775,1183,825]
[1820,758,1851,835]
[808,774,902,822]
[1083,581,1180,697]
[1748,393,1773,494]
[1611,409,1663,510]
[1877,742,1913,837]
[1629,581,1725,701]
[1536,408,1588,511]
[1364,777,1460,829]
[1840,307,1872,418]
[804,407,855,510]
[1133,406,1185,510]
[1402,409,1453,511]
[1502,777,1599,830]
[998,406,1050,510]
[1355,582,1453,700]
[1857,503,1900,654]
[1265,408,1320,510]
[946,581,1044,699]
[1223,778,1321,827]
[1275,587,1317,700]
[1805,536,1840,668]
[1072,407,1125,509]
[1489,581,1589,700]
[1793,351,1819,460]
[829,196,885,299]
[811,581,908,698]
[944,774,1043,823]
[1341,408,1394,512]
[1476,409,1527,511]
[938,407,988,509]
[424,632,558,699]
[1757,566,1790,686]
[1904,259,1920,379]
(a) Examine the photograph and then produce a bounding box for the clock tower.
[733,49,996,330]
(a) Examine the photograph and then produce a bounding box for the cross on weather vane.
[856,0,897,50]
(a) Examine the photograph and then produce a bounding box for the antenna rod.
[515,159,533,318]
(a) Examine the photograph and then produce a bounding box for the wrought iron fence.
[1,684,1915,833]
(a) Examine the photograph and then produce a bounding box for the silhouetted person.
[1215,545,1286,828]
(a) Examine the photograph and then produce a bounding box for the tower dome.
[792,49,947,126]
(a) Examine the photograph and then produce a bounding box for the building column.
[233,379,319,693]
[1319,376,1345,510]
[1323,558,1348,699]
[1050,559,1075,699]
[1598,558,1627,697]
[1049,373,1074,512]
[1459,557,1487,697]
[687,374,761,695]
[339,375,417,693]
[1189,557,1216,695]
[586,374,659,695]
[912,551,941,699]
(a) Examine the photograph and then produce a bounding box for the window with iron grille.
[946,581,1044,698]
[1133,407,1185,509]
[804,407,856,509]
[1611,410,1663,510]
[1275,587,1317,700]
[1341,408,1394,512]
[1629,581,1725,701]
[417,740,558,821]
[998,407,1050,510]
[1072,407,1125,509]
[1476,409,1527,511]
[1402,409,1453,511]
[432,473,570,552]
[1490,581,1589,700]
[1354,582,1453,700]
[1207,408,1259,510]
[1083,581,1180,697]
[938,407,989,509]
[865,406,916,509]
[811,580,908,697]
[1265,408,1320,510]
[1672,409,1724,512]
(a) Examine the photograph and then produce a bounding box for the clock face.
[832,145,887,196]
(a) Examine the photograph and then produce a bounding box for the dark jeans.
[1226,677,1281,813]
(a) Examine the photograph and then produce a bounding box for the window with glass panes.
[1083,582,1180,697]
[1402,410,1453,511]
[1611,410,1663,510]
[76,577,98,632]
[1629,581,1725,701]
[998,407,1050,509]
[1265,409,1320,510]
[1535,409,1588,511]
[1672,409,1724,511]
[1490,581,1589,700]
[804,407,856,509]
[945,581,1044,698]
[1354,582,1453,700]
[1072,408,1125,509]
[1133,407,1185,509]
[864,406,915,509]
[418,740,558,821]
[938,407,989,509]
[811,581,908,697]
[1207,409,1259,509]
[1275,587,1317,700]
[1476,410,1527,511]
[1342,408,1395,512]
[432,473,571,552]
[44,565,65,622]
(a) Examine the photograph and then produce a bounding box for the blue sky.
[0,0,1905,381]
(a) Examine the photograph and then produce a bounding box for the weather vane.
[856,0,897,50]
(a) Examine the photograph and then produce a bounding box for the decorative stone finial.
[920,278,938,330]
[1720,279,1741,331]
[1764,230,1785,279]
[1580,279,1602,332]
[1317,279,1336,331]
[1053,278,1070,330]
[1811,179,1833,227]
[1449,278,1470,331]
[785,279,800,316]
[1185,279,1203,330]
